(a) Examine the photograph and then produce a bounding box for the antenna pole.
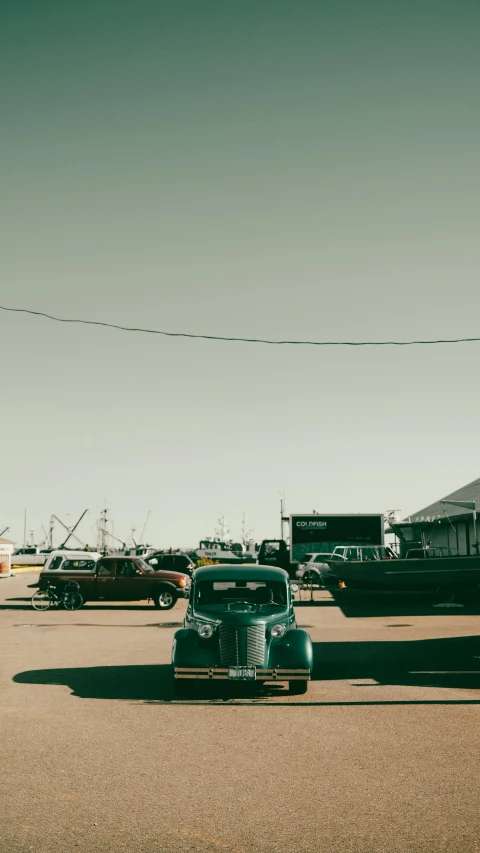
[139,510,151,544]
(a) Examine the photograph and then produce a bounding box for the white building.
[390,476,480,557]
[0,537,15,577]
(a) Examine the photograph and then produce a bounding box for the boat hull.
[332,555,480,592]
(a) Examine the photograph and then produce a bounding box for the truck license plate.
[228,666,256,681]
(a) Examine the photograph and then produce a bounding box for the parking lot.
[2,572,480,853]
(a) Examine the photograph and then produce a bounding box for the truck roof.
[193,564,289,582]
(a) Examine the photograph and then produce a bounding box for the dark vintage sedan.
[172,565,313,694]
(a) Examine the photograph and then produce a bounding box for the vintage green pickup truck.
[172,565,313,694]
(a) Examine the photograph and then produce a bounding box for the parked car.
[37,555,190,610]
[172,564,313,694]
[144,551,195,576]
[296,553,339,586]
[11,547,48,567]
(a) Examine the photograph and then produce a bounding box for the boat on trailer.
[327,545,480,598]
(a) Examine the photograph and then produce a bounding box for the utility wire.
[1,304,479,347]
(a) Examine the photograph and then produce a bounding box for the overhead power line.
[1,304,479,347]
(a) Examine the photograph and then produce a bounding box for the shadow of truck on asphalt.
[13,634,480,704]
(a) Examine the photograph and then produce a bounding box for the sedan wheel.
[303,571,319,585]
[153,590,176,610]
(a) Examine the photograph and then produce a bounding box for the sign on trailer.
[290,514,384,563]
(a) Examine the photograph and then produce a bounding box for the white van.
[41,550,102,575]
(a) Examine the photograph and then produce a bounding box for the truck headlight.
[270,624,286,638]
[198,624,214,639]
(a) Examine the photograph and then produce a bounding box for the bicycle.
[31,581,84,611]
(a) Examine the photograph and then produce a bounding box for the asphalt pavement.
[1,573,480,853]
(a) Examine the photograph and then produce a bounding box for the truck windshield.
[195,580,287,608]
[134,559,152,572]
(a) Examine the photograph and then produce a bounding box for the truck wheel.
[153,589,176,610]
[289,680,308,695]
[303,571,318,585]
[434,585,457,604]
[174,679,193,697]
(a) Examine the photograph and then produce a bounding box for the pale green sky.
[1,1,480,547]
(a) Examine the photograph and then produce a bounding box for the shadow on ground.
[13,635,480,705]
[6,592,480,617]
[1,598,180,612]
[294,589,480,617]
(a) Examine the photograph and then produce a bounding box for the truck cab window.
[98,560,115,576]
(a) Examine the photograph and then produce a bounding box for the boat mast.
[139,510,151,545]
[99,507,109,555]
[215,515,229,542]
[48,515,55,550]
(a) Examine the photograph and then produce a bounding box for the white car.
[296,545,397,585]
[296,553,340,585]
[11,548,48,567]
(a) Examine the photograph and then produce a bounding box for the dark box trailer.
[290,514,384,564]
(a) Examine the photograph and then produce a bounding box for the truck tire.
[434,584,457,604]
[174,678,193,697]
[153,588,177,610]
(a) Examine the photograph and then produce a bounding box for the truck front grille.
[219,624,266,666]
[219,625,239,665]
[246,625,266,665]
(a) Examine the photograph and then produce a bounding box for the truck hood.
[150,570,189,582]
[192,608,290,627]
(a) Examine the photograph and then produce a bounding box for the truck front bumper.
[174,667,310,682]
[176,588,189,599]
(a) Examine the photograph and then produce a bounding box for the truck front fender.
[267,628,313,671]
[172,628,218,667]
[150,580,178,599]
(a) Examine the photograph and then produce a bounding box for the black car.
[144,551,195,576]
